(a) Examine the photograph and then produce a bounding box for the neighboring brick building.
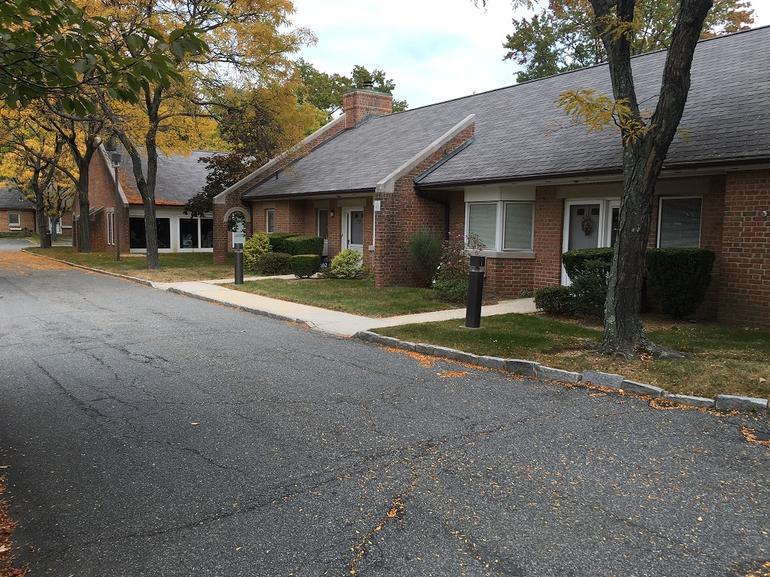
[214,27,770,328]
[0,185,36,234]
[74,147,215,254]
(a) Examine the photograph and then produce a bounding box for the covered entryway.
[561,199,620,284]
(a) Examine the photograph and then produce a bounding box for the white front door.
[341,207,364,254]
[561,199,619,284]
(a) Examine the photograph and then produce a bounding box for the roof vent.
[362,80,374,90]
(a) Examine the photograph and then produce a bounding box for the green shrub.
[562,247,614,280]
[534,286,574,315]
[569,259,609,318]
[645,248,715,318]
[291,254,321,278]
[433,276,469,304]
[284,235,324,256]
[409,230,442,287]
[266,232,298,253]
[256,251,292,275]
[432,232,469,303]
[243,233,271,272]
[326,249,364,279]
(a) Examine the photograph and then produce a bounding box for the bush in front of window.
[256,251,292,275]
[290,254,321,278]
[432,232,469,303]
[244,233,270,272]
[408,230,442,287]
[266,232,299,253]
[284,235,324,256]
[562,248,614,280]
[645,248,715,318]
[534,286,574,316]
[324,249,364,279]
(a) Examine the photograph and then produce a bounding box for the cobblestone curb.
[354,331,769,414]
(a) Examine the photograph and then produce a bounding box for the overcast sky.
[291,0,770,109]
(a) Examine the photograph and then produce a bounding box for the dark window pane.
[129,217,146,249]
[156,218,171,249]
[659,198,702,248]
[318,210,328,239]
[266,209,275,233]
[350,210,364,245]
[179,218,199,249]
[200,218,213,248]
[610,207,620,247]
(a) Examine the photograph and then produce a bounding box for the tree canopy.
[296,60,408,120]
[504,0,754,81]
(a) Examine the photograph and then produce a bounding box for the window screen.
[658,197,702,248]
[468,204,497,250]
[503,202,534,250]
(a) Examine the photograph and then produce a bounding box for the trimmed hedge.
[562,247,613,280]
[266,232,298,254]
[646,248,715,318]
[244,232,270,272]
[256,251,292,275]
[285,235,324,256]
[325,249,364,279]
[291,254,321,278]
[569,259,609,318]
[534,285,573,315]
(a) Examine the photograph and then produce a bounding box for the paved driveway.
[1,241,769,577]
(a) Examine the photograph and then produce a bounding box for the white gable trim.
[374,114,475,194]
[213,114,347,205]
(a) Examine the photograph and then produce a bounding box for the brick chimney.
[342,87,393,129]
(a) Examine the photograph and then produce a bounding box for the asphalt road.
[1,240,769,577]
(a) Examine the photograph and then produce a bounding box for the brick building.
[0,185,36,234]
[74,148,215,254]
[214,27,770,328]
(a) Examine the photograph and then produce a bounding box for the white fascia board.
[98,144,129,205]
[375,114,475,194]
[213,114,347,205]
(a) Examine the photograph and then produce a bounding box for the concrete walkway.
[160,280,536,336]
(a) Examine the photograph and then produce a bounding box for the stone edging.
[354,331,770,414]
[22,249,157,287]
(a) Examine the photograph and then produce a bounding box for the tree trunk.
[35,188,50,248]
[143,195,160,269]
[76,162,91,252]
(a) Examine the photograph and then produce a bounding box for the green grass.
[26,247,234,282]
[231,277,456,317]
[376,314,770,399]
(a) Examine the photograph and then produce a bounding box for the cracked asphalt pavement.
[1,240,769,577]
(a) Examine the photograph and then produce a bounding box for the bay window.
[466,201,534,252]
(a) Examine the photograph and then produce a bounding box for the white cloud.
[291,0,770,108]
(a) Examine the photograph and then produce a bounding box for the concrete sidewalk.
[161,280,536,336]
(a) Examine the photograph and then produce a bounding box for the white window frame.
[656,195,703,249]
[106,211,115,245]
[265,208,275,233]
[8,212,21,230]
[464,201,534,252]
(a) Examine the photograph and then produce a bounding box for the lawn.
[231,277,456,317]
[26,247,234,282]
[375,313,770,399]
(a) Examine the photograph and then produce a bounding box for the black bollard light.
[465,254,486,328]
[234,242,244,285]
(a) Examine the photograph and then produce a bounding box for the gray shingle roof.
[244,26,770,199]
[0,185,34,210]
[117,150,215,206]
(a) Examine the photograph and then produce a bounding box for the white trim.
[375,114,475,193]
[98,145,128,205]
[213,115,347,205]
[656,195,703,248]
[7,212,21,229]
[341,206,364,253]
[265,208,276,233]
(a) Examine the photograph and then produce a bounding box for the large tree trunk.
[142,195,160,269]
[76,162,91,252]
[35,188,50,248]
[592,0,713,356]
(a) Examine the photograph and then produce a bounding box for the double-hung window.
[265,209,275,233]
[8,212,20,230]
[466,201,534,252]
[657,197,702,248]
[106,211,115,245]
